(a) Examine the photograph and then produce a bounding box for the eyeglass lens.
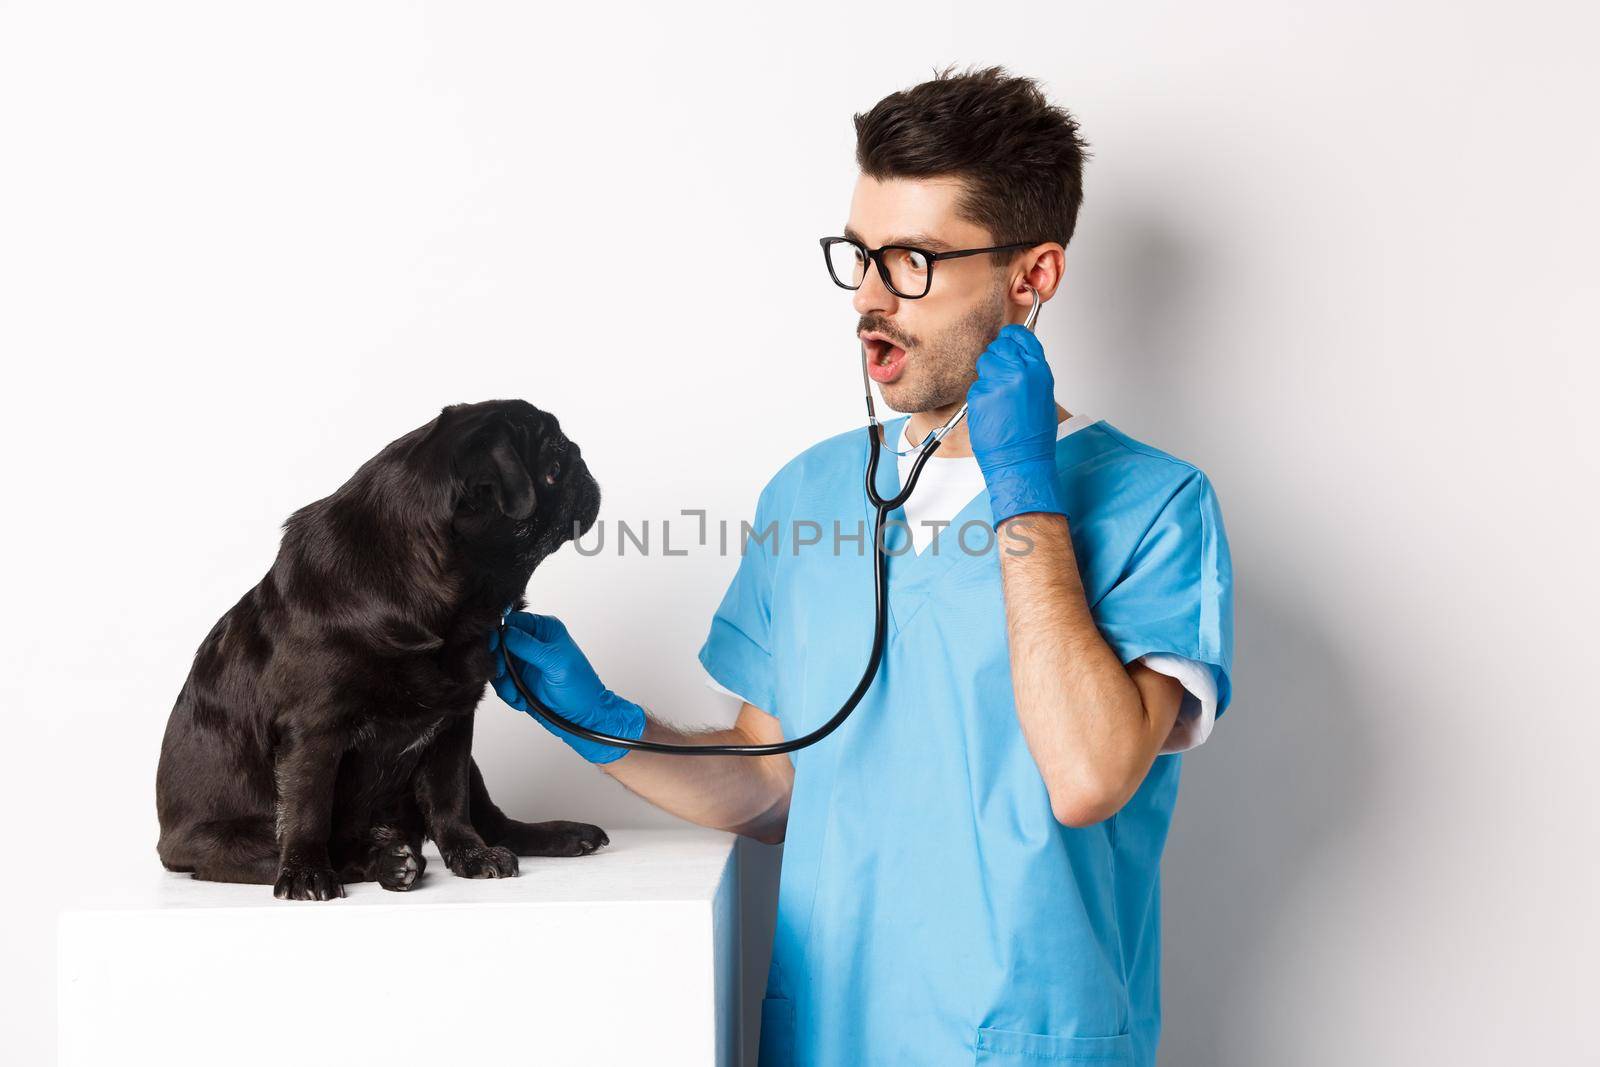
[826,240,931,298]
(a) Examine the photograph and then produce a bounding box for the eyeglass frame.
[818,235,1043,299]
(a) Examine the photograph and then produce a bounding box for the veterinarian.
[493,66,1233,1067]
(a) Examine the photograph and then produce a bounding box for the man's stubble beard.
[881,282,1008,414]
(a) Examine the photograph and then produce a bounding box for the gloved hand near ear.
[965,323,1068,526]
[489,612,646,765]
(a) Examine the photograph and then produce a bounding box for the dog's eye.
[544,461,561,486]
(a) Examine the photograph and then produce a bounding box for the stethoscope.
[497,285,1042,755]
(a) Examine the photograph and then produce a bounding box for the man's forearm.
[997,513,1172,826]
[600,714,792,844]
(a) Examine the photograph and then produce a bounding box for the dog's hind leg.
[468,759,610,858]
[169,816,280,885]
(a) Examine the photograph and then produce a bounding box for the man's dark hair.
[853,64,1091,255]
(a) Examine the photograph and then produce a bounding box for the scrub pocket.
[974,1025,1135,1065]
[758,995,795,1066]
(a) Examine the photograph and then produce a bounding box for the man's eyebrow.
[841,225,955,252]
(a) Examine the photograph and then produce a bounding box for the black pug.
[156,399,607,900]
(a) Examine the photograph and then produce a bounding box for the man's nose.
[851,263,900,320]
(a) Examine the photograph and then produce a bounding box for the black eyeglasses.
[819,235,1041,299]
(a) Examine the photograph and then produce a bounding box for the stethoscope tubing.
[496,459,901,755]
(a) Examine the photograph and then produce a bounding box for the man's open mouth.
[863,337,909,383]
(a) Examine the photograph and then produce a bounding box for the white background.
[2,3,1596,1065]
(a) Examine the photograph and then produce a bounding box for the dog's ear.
[462,422,537,520]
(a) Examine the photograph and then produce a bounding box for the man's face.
[845,174,1012,414]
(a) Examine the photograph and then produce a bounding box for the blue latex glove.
[965,323,1068,525]
[488,611,646,765]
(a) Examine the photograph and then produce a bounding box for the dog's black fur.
[156,399,606,900]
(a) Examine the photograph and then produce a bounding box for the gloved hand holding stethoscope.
[488,614,646,765]
[492,284,1063,759]
[964,310,1072,526]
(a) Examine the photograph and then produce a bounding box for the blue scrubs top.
[698,416,1234,1067]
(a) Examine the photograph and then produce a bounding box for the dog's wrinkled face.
[436,399,600,570]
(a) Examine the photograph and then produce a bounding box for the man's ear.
[465,425,537,520]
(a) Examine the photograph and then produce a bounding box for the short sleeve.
[702,665,751,706]
[1094,470,1235,733]
[1138,652,1218,753]
[696,479,780,714]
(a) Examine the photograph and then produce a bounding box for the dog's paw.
[273,863,346,901]
[444,844,519,879]
[376,841,425,892]
[499,819,610,857]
